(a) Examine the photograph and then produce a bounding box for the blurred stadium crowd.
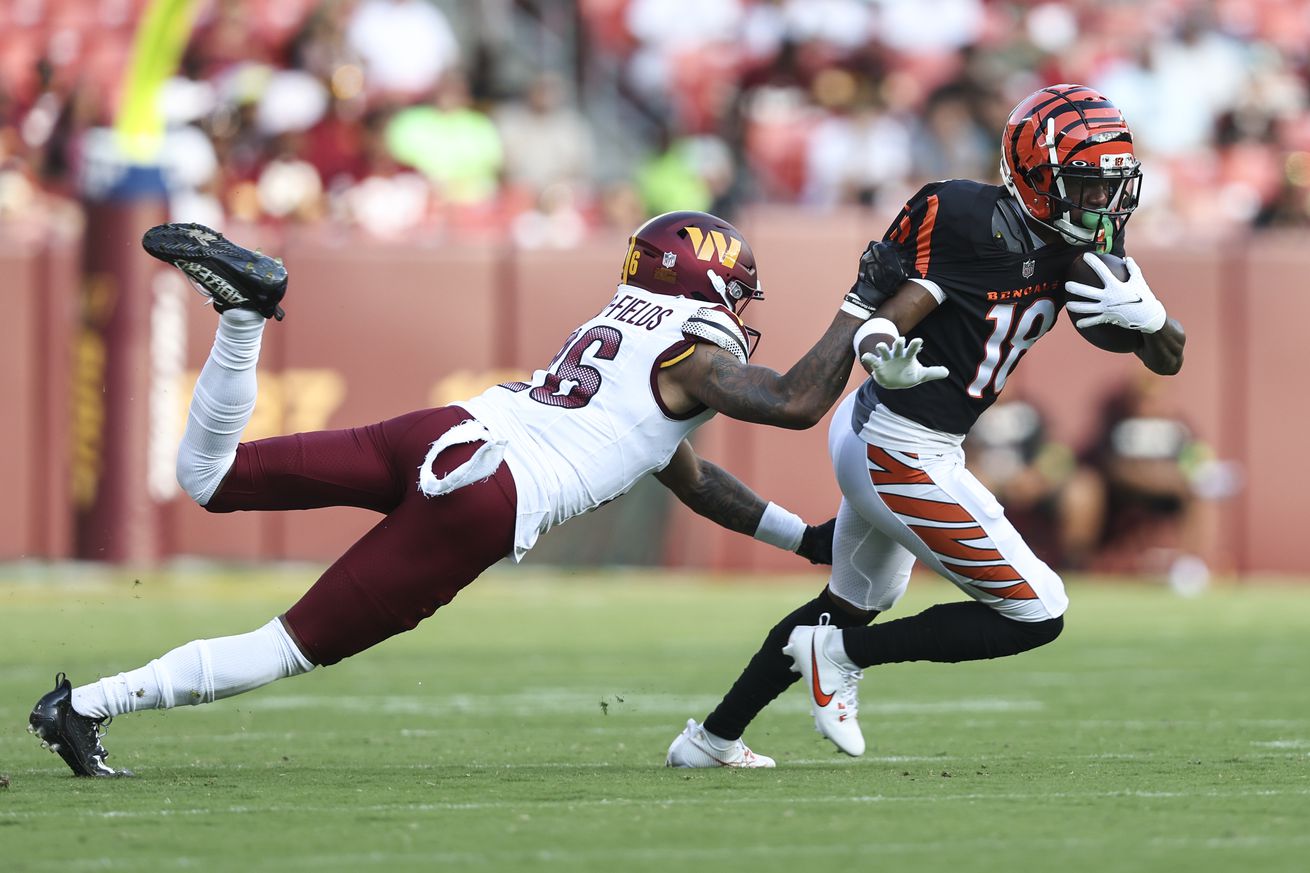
[3,0,1310,243]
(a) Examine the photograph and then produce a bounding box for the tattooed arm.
[654,440,769,535]
[656,441,837,561]
[657,312,865,429]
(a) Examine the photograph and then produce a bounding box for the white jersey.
[460,285,749,559]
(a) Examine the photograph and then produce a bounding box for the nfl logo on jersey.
[1021,259,1035,279]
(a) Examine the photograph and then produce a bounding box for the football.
[1065,253,1144,353]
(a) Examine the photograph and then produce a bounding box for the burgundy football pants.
[204,406,517,665]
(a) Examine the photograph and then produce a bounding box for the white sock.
[702,726,738,751]
[71,618,314,719]
[825,629,859,671]
[176,309,265,506]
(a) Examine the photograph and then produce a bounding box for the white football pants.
[827,392,1068,623]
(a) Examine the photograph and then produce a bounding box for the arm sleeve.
[681,305,751,363]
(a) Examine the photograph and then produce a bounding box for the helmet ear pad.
[1025,168,1054,221]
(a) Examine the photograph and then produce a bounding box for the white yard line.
[4,786,1309,822]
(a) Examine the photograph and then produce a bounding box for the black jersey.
[855,179,1125,435]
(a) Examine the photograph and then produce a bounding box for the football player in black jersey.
[668,84,1187,765]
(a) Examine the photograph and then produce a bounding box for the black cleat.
[28,673,133,778]
[142,222,287,321]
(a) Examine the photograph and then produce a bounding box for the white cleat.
[783,616,866,756]
[665,719,776,768]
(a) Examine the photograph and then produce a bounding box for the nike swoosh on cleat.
[810,637,835,707]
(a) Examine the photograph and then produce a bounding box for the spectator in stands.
[801,69,912,209]
[967,395,1105,571]
[624,0,744,104]
[495,72,595,199]
[636,129,736,218]
[1086,374,1227,593]
[338,107,431,238]
[911,85,993,184]
[6,0,1310,240]
[185,0,273,80]
[384,71,502,205]
[255,132,325,223]
[347,0,460,99]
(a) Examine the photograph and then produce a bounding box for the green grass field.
[1,567,1307,873]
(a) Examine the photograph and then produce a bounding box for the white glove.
[1065,253,1166,333]
[861,337,950,390]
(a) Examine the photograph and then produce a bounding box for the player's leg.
[826,439,1066,670]
[33,413,516,776]
[175,294,427,514]
[149,221,424,515]
[201,408,453,514]
[775,417,920,757]
[782,434,1065,756]
[668,395,902,767]
[174,305,272,507]
[279,431,516,666]
[140,222,289,507]
[668,524,876,768]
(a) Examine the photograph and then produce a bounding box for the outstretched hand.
[861,337,950,390]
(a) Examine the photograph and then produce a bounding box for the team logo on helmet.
[621,210,762,320]
[683,226,742,268]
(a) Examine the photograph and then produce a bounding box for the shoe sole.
[28,714,132,778]
[142,224,287,320]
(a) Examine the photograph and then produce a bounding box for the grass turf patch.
[1,567,1307,872]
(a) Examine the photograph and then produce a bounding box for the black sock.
[840,601,1063,667]
[703,588,876,742]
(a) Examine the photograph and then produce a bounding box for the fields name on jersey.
[985,280,1061,301]
[602,293,674,330]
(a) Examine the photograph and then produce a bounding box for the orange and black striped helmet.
[1000,84,1141,252]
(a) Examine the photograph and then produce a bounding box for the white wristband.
[754,501,806,552]
[853,317,898,355]
[840,299,874,319]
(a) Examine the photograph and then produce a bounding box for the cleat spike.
[28,672,130,777]
[141,224,287,321]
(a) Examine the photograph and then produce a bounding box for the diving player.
[30,210,891,776]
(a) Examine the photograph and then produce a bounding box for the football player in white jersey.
[28,211,893,776]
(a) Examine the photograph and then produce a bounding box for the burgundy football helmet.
[620,211,763,316]
[1000,84,1141,253]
